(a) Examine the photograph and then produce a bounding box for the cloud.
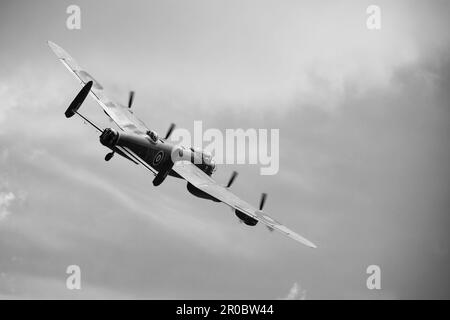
[0,272,135,299]
[24,148,254,255]
[0,64,64,117]
[0,191,15,221]
[1,0,450,299]
[283,282,307,300]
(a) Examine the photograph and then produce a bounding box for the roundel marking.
[153,151,164,166]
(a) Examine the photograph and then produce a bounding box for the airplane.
[48,41,317,249]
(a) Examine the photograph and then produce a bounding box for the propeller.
[128,91,135,108]
[226,171,238,188]
[105,151,114,161]
[259,193,267,211]
[164,123,176,140]
[258,192,273,231]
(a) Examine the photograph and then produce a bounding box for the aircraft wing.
[48,41,149,135]
[172,160,317,248]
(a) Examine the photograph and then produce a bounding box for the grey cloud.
[283,282,306,300]
[0,191,15,221]
[0,0,449,299]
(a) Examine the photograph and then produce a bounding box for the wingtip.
[292,233,318,249]
[302,239,317,249]
[47,40,62,51]
[47,41,71,61]
[47,40,58,52]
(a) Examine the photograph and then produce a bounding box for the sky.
[0,0,449,299]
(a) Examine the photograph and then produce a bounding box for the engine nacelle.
[175,147,216,176]
[186,183,220,202]
[235,210,258,226]
[100,128,119,148]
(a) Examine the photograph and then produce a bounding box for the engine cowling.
[175,147,216,176]
[186,183,220,202]
[235,210,258,226]
[100,128,119,148]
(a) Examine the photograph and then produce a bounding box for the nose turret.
[100,128,119,148]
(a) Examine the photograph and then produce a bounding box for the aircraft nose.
[100,128,119,147]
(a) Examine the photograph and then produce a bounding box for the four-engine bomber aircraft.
[48,41,317,248]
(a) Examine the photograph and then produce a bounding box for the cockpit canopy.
[146,130,159,142]
[189,147,216,174]
[189,147,212,164]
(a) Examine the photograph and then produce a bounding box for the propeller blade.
[164,123,176,140]
[105,151,114,161]
[65,81,93,118]
[259,193,267,211]
[227,171,238,188]
[128,91,135,108]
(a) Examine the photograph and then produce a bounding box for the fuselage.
[99,128,218,199]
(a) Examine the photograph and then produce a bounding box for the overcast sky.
[0,0,449,299]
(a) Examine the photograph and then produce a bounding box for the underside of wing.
[172,161,317,248]
[48,41,149,135]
